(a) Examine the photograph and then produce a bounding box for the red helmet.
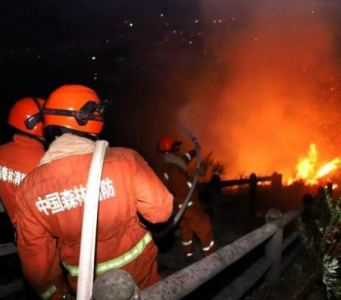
[8,97,45,137]
[158,135,182,152]
[43,85,105,134]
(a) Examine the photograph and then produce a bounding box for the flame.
[316,158,341,178]
[288,143,341,185]
[296,144,317,182]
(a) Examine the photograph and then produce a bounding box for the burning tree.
[200,151,226,182]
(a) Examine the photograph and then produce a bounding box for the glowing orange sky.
[180,0,341,181]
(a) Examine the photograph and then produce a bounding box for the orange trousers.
[180,212,217,257]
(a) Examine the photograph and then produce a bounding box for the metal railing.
[92,206,302,300]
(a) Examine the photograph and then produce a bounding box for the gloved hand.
[192,138,201,150]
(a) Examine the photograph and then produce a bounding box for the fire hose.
[76,129,199,297]
[153,126,201,238]
[76,140,108,300]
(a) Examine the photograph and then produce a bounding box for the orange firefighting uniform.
[162,150,216,257]
[0,134,45,224]
[16,135,173,300]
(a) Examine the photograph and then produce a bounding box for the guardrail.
[92,206,302,300]
[198,173,283,214]
[199,172,282,191]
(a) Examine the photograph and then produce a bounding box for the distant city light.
[92,56,96,60]
[160,14,164,17]
[129,23,133,27]
[195,20,199,23]
[189,41,192,44]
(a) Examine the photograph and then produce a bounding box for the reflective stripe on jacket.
[63,232,152,276]
[16,141,173,299]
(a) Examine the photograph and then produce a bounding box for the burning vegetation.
[288,144,341,187]
[179,0,341,191]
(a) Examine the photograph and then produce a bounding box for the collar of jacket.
[163,153,188,172]
[13,134,44,150]
[39,133,95,166]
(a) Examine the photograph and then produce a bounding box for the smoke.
[179,0,341,180]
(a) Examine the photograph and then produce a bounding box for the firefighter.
[158,135,217,258]
[0,97,45,225]
[15,85,174,300]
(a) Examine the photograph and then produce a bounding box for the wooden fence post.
[301,193,314,237]
[249,173,257,214]
[271,172,282,199]
[265,209,284,283]
[210,174,222,202]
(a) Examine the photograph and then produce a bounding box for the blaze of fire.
[288,143,341,185]
[316,158,341,178]
[295,144,317,181]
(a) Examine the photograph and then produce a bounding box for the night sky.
[0,0,205,169]
[1,0,341,179]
